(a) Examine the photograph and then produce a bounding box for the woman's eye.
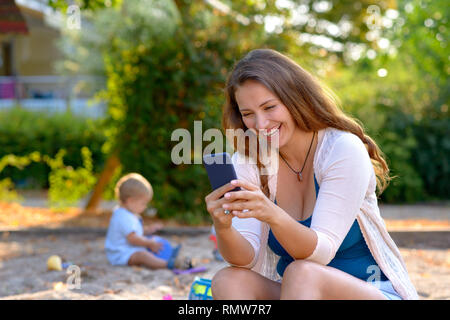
[242,113,252,117]
[265,105,276,111]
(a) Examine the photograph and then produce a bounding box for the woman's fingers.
[223,190,254,201]
[230,179,259,191]
[211,200,246,216]
[211,206,235,225]
[232,209,252,219]
[222,200,255,212]
[205,182,239,203]
[206,194,240,214]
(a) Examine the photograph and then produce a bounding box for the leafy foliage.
[41,0,449,223]
[326,0,449,202]
[45,147,97,208]
[0,108,106,188]
[0,148,98,208]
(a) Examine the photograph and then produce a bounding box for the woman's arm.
[303,134,374,264]
[303,134,372,265]
[268,209,318,259]
[205,180,259,267]
[224,186,318,260]
[215,225,256,266]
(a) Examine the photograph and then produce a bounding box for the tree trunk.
[84,152,120,213]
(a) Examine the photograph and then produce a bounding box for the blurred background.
[0,0,448,225]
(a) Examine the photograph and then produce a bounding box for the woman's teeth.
[262,125,280,137]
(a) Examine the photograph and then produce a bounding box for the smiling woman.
[223,49,392,199]
[205,48,419,300]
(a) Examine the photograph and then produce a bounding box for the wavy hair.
[222,49,391,197]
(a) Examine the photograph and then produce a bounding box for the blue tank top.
[268,174,388,281]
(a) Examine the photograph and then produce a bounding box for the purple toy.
[172,266,207,275]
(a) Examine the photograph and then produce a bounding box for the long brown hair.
[222,49,391,197]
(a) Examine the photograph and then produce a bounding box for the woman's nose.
[255,115,269,131]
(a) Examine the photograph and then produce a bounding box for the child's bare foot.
[167,245,192,270]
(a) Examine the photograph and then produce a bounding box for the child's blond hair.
[114,173,153,203]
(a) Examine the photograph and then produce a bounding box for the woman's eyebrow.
[259,98,277,107]
[239,98,277,112]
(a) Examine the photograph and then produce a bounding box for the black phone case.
[203,152,241,195]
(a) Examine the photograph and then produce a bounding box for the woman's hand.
[221,179,281,224]
[204,182,246,231]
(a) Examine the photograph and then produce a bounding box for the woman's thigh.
[282,260,387,300]
[212,266,281,300]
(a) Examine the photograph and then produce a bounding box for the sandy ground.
[0,229,448,300]
[0,230,227,300]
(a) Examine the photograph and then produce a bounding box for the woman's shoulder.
[314,128,374,187]
[315,127,370,174]
[321,127,367,157]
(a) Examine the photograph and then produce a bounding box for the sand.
[0,230,448,300]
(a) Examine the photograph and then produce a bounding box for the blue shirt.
[104,207,146,266]
[268,175,388,281]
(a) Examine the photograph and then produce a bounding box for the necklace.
[279,131,316,182]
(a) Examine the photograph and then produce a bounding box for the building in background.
[0,0,105,117]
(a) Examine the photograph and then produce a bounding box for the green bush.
[374,108,425,203]
[374,108,449,203]
[45,147,97,208]
[325,0,449,203]
[0,108,107,188]
[411,115,450,200]
[0,148,99,208]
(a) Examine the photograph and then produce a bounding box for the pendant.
[297,172,303,181]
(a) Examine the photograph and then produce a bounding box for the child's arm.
[126,232,162,252]
[143,222,164,235]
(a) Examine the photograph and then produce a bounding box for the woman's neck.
[279,129,317,170]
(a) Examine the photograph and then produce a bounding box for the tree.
[325,0,449,202]
[53,0,408,221]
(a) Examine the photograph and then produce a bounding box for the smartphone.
[203,152,241,196]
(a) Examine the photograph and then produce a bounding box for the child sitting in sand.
[105,173,189,270]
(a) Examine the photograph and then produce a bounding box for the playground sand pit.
[0,230,448,300]
[0,230,226,300]
[0,201,448,300]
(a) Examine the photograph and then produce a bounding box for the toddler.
[105,173,188,269]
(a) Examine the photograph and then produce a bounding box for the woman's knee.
[212,266,282,300]
[212,266,249,299]
[282,260,322,289]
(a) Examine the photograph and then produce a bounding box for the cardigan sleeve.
[229,152,262,268]
[305,133,373,265]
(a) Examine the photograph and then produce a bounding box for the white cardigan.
[230,127,419,300]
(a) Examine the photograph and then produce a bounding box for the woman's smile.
[261,124,281,137]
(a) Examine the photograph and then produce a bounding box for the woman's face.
[235,80,297,149]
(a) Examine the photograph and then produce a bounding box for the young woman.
[204,49,418,300]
